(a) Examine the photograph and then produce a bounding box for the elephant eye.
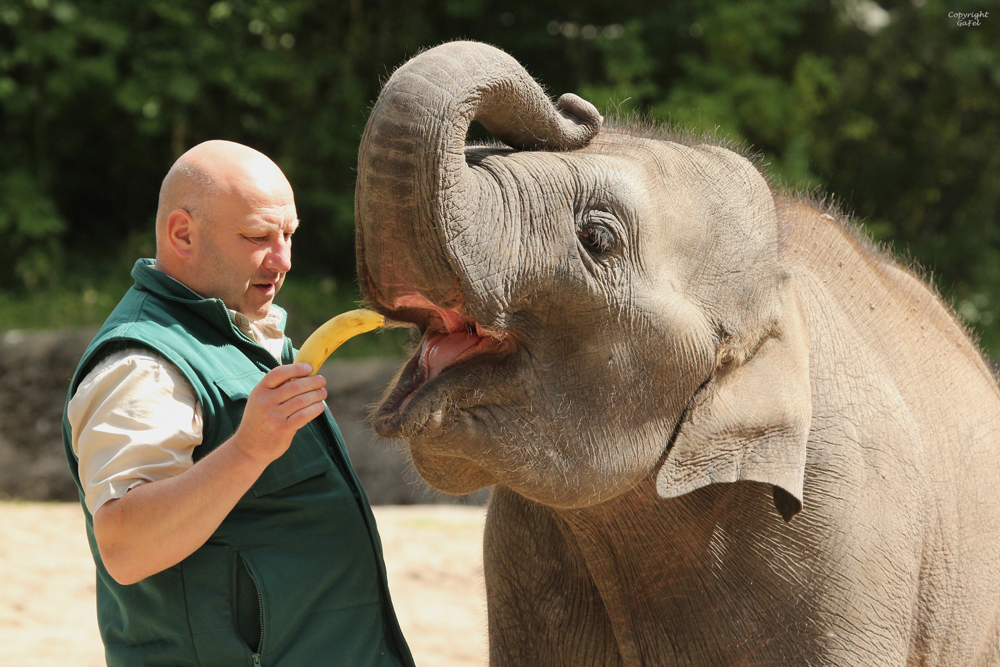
[578,223,616,256]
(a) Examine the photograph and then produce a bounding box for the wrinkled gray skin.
[355,41,1000,666]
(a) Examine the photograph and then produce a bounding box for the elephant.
[354,41,1000,666]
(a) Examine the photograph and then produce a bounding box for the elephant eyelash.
[578,224,616,255]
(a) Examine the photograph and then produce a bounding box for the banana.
[293,308,385,375]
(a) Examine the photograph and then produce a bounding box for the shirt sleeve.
[67,348,204,515]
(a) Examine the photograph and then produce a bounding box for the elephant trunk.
[355,40,602,318]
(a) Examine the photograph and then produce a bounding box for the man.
[62,140,414,667]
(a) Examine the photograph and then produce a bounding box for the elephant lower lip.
[374,328,508,433]
[389,356,425,415]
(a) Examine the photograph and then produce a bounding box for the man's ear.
[165,209,196,259]
[656,278,812,522]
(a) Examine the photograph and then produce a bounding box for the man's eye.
[247,235,268,243]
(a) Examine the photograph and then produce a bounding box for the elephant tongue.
[424,331,482,381]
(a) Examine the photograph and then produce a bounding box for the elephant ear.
[656,280,812,522]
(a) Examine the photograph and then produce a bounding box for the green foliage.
[0,0,997,355]
[0,169,64,287]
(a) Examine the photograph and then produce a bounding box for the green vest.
[62,259,415,667]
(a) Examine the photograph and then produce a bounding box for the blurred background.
[0,3,996,663]
[0,0,997,352]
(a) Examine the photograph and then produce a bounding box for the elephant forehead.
[465,139,754,203]
[583,135,774,210]
[625,141,778,257]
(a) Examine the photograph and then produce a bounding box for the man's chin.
[245,284,280,314]
[231,297,273,322]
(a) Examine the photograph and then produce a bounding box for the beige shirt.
[67,307,287,515]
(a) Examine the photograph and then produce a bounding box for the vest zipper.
[250,565,265,664]
[239,551,267,665]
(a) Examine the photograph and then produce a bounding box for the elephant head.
[356,41,811,519]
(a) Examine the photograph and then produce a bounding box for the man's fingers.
[280,388,328,417]
[241,367,328,450]
[260,363,314,389]
[285,400,327,431]
[276,374,327,404]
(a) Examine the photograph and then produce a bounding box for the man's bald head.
[153,140,299,320]
[155,140,292,242]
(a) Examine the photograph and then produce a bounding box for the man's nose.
[264,236,292,273]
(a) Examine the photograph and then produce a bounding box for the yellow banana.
[294,309,385,375]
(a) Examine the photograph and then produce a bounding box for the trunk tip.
[557,93,603,135]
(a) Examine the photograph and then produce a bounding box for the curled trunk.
[355,40,602,314]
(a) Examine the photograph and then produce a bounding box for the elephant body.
[486,201,1000,665]
[354,41,1000,665]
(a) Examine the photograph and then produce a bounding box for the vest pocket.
[233,551,265,658]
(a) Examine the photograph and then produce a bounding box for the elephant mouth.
[373,294,511,434]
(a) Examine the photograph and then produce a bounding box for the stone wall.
[0,328,486,505]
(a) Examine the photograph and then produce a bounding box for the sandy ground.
[0,502,488,667]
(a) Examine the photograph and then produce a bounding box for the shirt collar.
[229,307,284,338]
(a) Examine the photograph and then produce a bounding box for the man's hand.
[235,363,328,466]
[94,364,327,585]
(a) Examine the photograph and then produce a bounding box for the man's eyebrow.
[241,223,273,235]
[242,219,299,235]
